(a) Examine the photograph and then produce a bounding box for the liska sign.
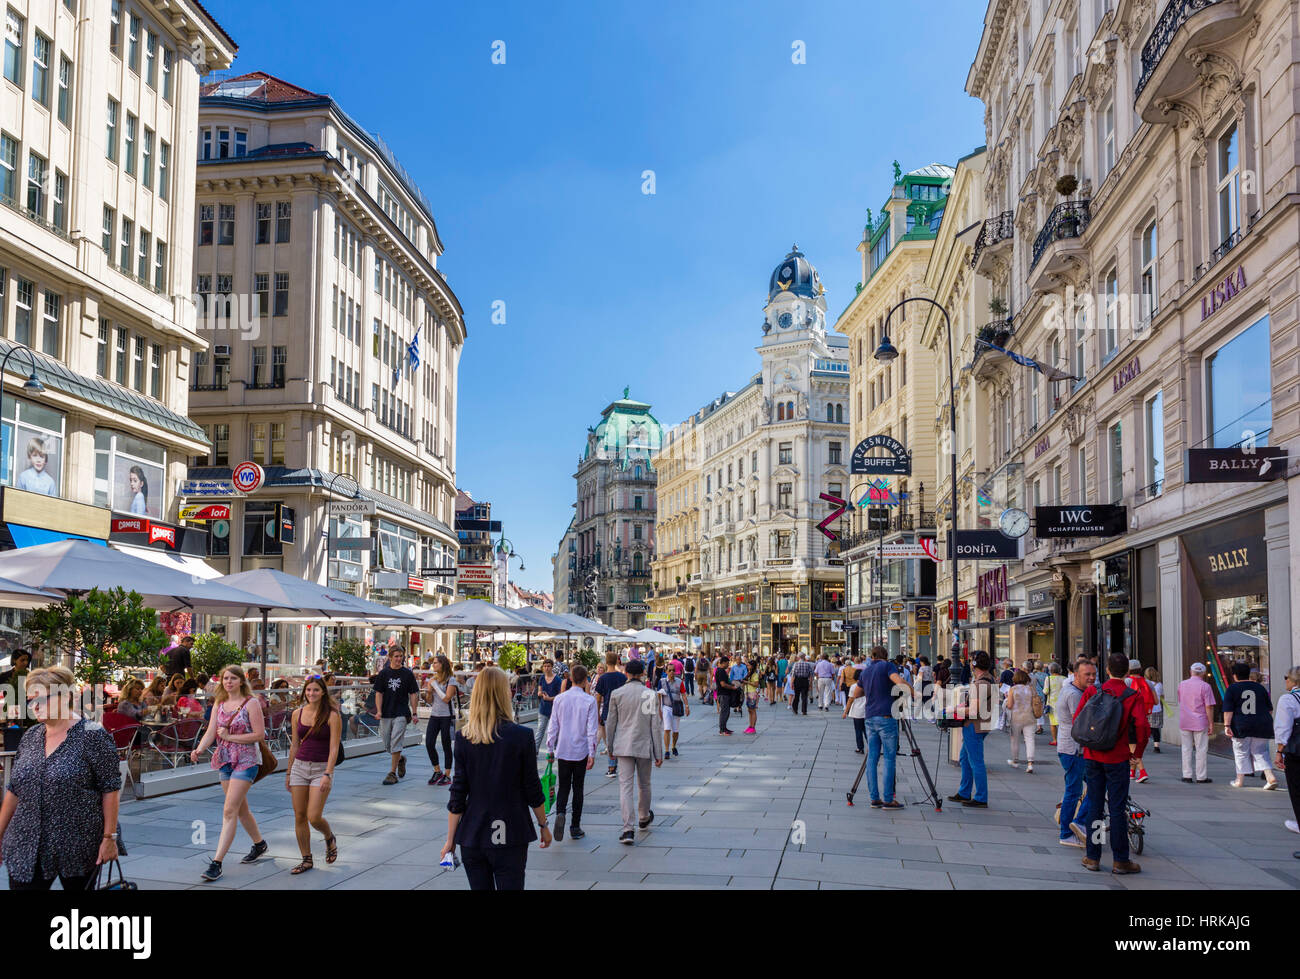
[1201,266,1247,322]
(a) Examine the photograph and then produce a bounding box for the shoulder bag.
[248,700,278,784]
[664,678,685,717]
[1284,691,1300,757]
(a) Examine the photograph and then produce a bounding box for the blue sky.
[206,0,988,592]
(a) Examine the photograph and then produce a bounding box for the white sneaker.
[1286,820,1299,834]
[1007,759,1020,767]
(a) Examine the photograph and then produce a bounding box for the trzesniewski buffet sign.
[850,435,911,475]
[1034,505,1128,538]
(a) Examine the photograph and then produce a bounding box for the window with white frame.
[1103,269,1118,356]
[1073,303,1087,383]
[1216,123,1240,247]
[1107,421,1123,502]
[1144,390,1164,496]
[3,8,22,87]
[1139,219,1157,325]
[31,31,49,105]
[56,55,70,124]
[1101,101,1115,178]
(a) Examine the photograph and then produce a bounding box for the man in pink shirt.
[1177,663,1217,783]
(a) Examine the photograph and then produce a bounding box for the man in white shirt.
[1273,666,1300,843]
[546,664,599,842]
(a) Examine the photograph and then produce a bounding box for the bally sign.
[850,435,911,475]
[1034,504,1128,538]
[1185,448,1287,483]
[1201,265,1247,321]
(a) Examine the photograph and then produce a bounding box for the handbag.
[253,737,278,783]
[540,755,556,815]
[86,859,137,891]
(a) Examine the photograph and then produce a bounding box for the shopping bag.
[540,754,557,815]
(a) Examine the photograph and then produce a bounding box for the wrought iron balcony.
[1136,0,1225,100]
[970,210,1014,272]
[1030,200,1091,271]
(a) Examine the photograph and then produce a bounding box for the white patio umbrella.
[217,568,424,674]
[0,539,294,614]
[0,576,63,608]
[629,627,687,645]
[416,600,542,662]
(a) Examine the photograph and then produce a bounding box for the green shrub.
[26,587,166,685]
[190,632,247,680]
[325,636,368,677]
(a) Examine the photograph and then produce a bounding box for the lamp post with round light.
[0,346,46,446]
[873,296,962,673]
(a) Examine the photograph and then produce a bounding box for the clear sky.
[204,0,988,593]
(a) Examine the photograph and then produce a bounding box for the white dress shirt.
[546,686,599,762]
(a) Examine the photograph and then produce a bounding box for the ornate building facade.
[568,391,662,631]
[655,248,850,661]
[964,0,1300,732]
[835,167,952,658]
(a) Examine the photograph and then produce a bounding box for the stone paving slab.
[77,694,1300,890]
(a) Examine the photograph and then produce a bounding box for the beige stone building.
[188,71,464,662]
[648,414,702,641]
[0,1,232,564]
[835,165,951,658]
[966,0,1300,725]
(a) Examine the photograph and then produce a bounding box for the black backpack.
[1073,687,1137,751]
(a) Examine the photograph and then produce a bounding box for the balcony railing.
[969,210,1014,270]
[1030,200,1091,271]
[1192,214,1256,281]
[1136,0,1224,99]
[0,193,73,242]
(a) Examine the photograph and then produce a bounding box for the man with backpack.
[1072,653,1149,875]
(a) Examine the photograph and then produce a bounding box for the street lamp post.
[874,296,962,673]
[0,345,46,449]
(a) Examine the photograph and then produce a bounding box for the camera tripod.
[846,716,943,812]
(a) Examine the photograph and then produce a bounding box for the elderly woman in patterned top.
[0,666,121,890]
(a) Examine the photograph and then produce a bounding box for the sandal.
[325,835,338,864]
[291,854,313,874]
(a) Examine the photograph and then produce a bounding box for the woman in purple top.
[285,676,342,873]
[190,665,268,882]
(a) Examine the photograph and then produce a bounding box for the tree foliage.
[325,636,369,677]
[497,642,527,673]
[190,632,246,680]
[26,588,167,685]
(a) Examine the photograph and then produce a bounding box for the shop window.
[93,428,165,518]
[1206,315,1270,448]
[243,501,282,556]
[2,396,65,498]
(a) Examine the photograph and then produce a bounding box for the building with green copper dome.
[564,389,664,629]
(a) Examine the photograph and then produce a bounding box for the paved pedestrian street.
[18,702,1290,892]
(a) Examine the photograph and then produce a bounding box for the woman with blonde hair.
[0,666,121,890]
[284,675,341,873]
[190,665,268,882]
[116,677,146,722]
[440,667,550,890]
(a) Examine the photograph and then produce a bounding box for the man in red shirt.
[1073,653,1150,875]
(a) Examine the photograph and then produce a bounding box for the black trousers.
[792,677,811,714]
[10,871,94,891]
[426,715,454,770]
[1286,754,1300,824]
[683,673,695,695]
[556,757,587,827]
[718,694,732,732]
[460,843,528,891]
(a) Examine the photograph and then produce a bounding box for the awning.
[110,543,222,579]
[962,610,1053,630]
[7,524,107,548]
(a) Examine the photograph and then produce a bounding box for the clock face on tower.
[778,312,793,329]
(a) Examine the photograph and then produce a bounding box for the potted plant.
[988,297,1008,318]
[26,587,166,686]
[1055,174,1079,198]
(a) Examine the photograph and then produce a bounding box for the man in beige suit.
[604,660,664,845]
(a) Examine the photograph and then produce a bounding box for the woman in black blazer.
[440,666,550,890]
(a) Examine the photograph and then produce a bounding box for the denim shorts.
[219,762,257,783]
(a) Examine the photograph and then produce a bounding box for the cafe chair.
[145,718,203,769]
